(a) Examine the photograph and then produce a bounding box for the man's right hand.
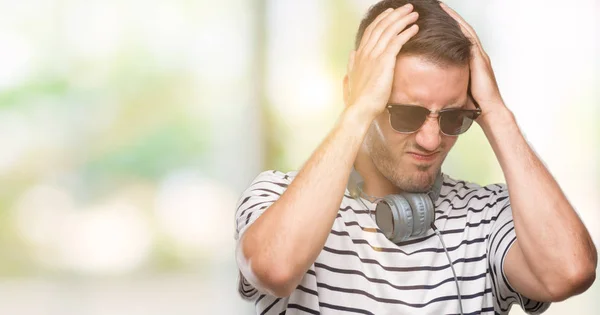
[347,3,419,120]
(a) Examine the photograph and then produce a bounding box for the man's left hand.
[440,3,510,127]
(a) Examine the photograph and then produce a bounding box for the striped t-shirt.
[234,170,551,315]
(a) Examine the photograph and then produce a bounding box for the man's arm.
[238,4,420,297]
[482,110,596,301]
[442,3,597,302]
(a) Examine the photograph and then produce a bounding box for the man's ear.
[343,74,349,108]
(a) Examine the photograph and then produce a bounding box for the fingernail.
[385,8,393,13]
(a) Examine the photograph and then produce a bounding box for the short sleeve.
[487,184,551,314]
[234,170,291,300]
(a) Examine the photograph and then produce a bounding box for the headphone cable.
[432,223,464,315]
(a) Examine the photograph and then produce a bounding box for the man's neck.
[354,151,402,198]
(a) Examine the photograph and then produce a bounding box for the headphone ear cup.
[376,195,413,242]
[402,193,434,237]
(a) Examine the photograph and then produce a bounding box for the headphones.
[347,168,443,243]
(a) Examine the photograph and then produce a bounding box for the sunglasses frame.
[386,100,482,136]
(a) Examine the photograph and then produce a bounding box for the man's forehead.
[390,55,469,108]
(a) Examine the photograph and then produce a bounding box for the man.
[234,0,597,314]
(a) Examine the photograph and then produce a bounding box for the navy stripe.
[438,183,472,199]
[315,261,488,291]
[244,205,268,225]
[437,198,505,216]
[321,246,486,272]
[339,205,374,215]
[240,282,256,294]
[488,259,514,309]
[236,195,252,212]
[487,219,520,309]
[253,180,288,188]
[319,302,374,315]
[252,188,282,196]
[336,215,499,242]
[341,198,505,222]
[439,183,469,196]
[436,200,509,221]
[336,217,464,238]
[297,285,318,296]
[392,228,464,246]
[493,225,515,256]
[436,193,490,210]
[499,237,519,297]
[489,242,520,311]
[255,294,266,305]
[287,303,320,314]
[527,301,543,312]
[260,298,281,315]
[442,180,467,188]
[239,200,275,217]
[240,287,256,298]
[483,185,504,194]
[329,229,487,255]
[316,282,493,308]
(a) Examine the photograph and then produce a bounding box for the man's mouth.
[407,151,439,162]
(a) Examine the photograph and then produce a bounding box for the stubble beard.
[367,137,441,193]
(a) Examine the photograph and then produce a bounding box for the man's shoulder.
[441,173,507,199]
[249,169,299,186]
[438,174,511,223]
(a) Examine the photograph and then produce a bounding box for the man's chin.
[396,167,439,193]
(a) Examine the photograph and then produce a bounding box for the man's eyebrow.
[387,100,468,108]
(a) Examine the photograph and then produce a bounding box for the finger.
[358,8,395,51]
[370,11,419,57]
[360,4,415,56]
[347,50,356,73]
[440,3,490,63]
[385,23,419,57]
[439,2,481,45]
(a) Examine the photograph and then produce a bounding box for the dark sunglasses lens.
[389,106,429,133]
[440,110,476,135]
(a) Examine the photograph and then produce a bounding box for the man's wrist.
[339,103,376,135]
[478,104,516,133]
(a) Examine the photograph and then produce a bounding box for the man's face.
[365,55,470,192]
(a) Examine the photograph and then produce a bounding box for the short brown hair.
[355,0,472,66]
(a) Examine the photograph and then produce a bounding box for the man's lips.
[407,152,439,161]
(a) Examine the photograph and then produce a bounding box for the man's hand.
[346,3,419,120]
[440,3,508,126]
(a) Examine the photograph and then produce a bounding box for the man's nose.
[414,116,441,152]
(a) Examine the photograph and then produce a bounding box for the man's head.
[355,0,471,65]
[350,0,473,193]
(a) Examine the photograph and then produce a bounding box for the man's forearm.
[480,108,597,292]
[240,105,373,296]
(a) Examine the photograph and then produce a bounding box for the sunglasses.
[386,101,481,136]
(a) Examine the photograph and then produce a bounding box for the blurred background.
[0,0,597,314]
